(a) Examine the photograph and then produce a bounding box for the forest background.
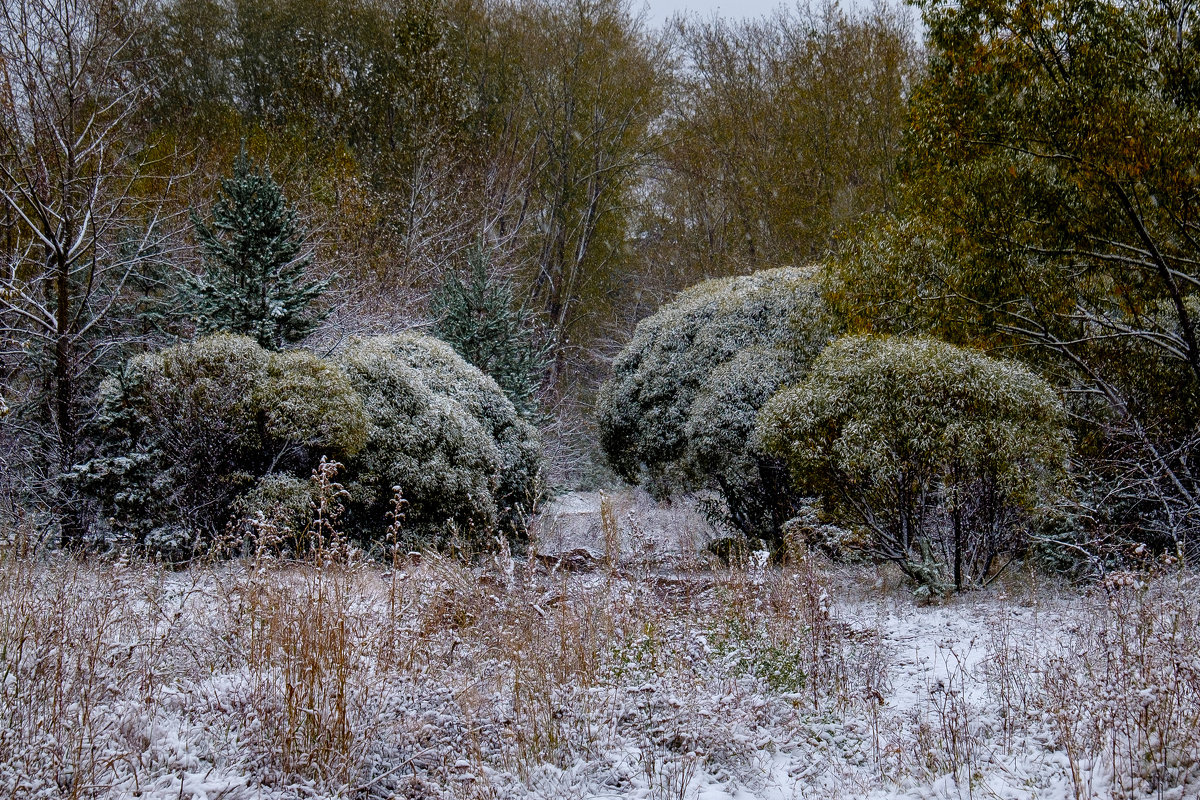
[5,0,1198,570]
[0,0,915,519]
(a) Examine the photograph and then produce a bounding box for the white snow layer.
[1,552,1194,800]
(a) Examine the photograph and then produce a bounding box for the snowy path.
[656,593,1099,800]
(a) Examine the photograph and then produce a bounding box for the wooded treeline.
[0,0,917,523]
[9,0,1196,571]
[594,0,1200,578]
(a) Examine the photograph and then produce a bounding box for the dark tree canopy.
[827,0,1200,550]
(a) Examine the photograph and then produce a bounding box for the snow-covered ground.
[2,541,1198,800]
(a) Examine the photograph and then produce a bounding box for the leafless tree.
[498,0,670,387]
[0,0,179,537]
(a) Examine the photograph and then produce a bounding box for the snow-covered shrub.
[757,335,1070,593]
[338,333,542,546]
[253,349,370,459]
[72,334,367,555]
[233,472,319,541]
[597,266,835,542]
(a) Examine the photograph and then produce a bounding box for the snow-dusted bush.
[73,332,541,555]
[72,334,367,555]
[339,333,542,546]
[254,349,370,460]
[233,472,319,539]
[757,335,1070,593]
[597,266,835,541]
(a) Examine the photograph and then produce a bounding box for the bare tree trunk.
[0,0,177,542]
[952,487,963,593]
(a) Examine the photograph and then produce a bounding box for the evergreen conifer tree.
[188,150,328,350]
[431,246,548,419]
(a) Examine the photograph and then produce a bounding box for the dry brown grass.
[5,513,1200,799]
[1039,573,1200,799]
[0,525,881,798]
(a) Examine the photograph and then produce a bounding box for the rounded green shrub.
[338,333,542,546]
[757,335,1070,593]
[255,349,370,459]
[597,266,835,541]
[72,334,367,555]
[232,472,319,540]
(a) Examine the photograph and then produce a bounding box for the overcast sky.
[637,0,789,27]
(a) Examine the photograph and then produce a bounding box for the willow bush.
[339,333,542,547]
[71,334,367,556]
[597,266,836,542]
[73,332,542,556]
[758,335,1070,593]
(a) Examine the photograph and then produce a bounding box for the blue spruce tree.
[188,150,328,349]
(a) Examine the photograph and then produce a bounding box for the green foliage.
[597,266,836,541]
[342,0,467,182]
[188,150,329,349]
[232,472,319,540]
[141,0,240,137]
[706,602,809,693]
[430,246,549,419]
[829,0,1200,551]
[72,331,541,554]
[71,335,366,556]
[758,336,1070,593]
[751,643,809,694]
[338,333,542,546]
[144,0,468,162]
[254,350,370,458]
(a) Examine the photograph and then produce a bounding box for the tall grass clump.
[1042,572,1200,798]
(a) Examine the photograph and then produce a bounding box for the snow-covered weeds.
[3,529,1200,799]
[1042,573,1200,798]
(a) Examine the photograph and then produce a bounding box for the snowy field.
[2,537,1199,800]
